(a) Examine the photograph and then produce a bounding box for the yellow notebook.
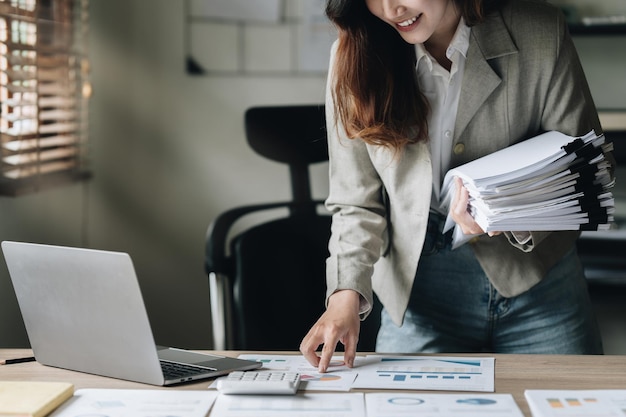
[0,381,74,417]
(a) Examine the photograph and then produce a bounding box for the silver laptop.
[1,241,261,386]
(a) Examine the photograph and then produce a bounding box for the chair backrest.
[206,105,329,350]
[246,105,329,207]
[206,105,381,351]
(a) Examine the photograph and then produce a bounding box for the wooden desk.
[1,349,625,416]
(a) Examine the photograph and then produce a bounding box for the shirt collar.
[415,17,471,70]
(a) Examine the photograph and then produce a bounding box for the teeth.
[398,16,417,27]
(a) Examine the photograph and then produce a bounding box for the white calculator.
[216,371,301,395]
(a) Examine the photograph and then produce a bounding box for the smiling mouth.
[396,14,421,29]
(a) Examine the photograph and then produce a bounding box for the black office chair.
[205,105,382,351]
[205,105,329,351]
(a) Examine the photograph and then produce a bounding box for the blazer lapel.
[455,12,519,140]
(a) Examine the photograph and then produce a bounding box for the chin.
[399,33,426,45]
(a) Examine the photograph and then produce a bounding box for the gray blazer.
[324,0,604,326]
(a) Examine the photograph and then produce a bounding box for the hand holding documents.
[440,130,615,248]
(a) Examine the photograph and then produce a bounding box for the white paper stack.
[440,130,615,248]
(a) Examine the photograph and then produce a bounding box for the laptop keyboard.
[160,360,210,380]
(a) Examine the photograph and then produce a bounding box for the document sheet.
[233,354,495,393]
[230,354,361,391]
[525,389,626,417]
[210,392,524,417]
[366,392,524,417]
[50,389,218,417]
[210,392,365,417]
[351,355,495,392]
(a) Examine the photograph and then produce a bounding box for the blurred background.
[1,0,625,353]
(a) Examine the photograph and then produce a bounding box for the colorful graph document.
[233,354,495,392]
[210,393,365,417]
[525,390,626,417]
[351,355,495,392]
[49,389,217,417]
[366,393,524,417]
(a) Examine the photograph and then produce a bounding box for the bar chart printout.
[351,356,495,392]
[524,390,626,417]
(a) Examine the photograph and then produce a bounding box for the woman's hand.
[450,177,500,237]
[299,289,361,373]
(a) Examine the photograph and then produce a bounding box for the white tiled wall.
[187,0,334,75]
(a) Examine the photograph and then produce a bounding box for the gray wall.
[549,0,626,17]
[1,0,624,352]
[0,0,329,349]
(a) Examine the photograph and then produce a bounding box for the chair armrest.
[205,200,328,274]
[204,199,327,349]
[206,202,293,274]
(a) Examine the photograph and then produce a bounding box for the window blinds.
[0,0,90,195]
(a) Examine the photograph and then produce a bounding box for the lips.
[396,13,422,31]
[398,16,417,27]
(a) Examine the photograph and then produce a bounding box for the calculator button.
[216,371,301,395]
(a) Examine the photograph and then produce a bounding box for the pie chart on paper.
[301,373,343,382]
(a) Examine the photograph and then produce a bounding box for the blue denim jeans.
[376,213,603,354]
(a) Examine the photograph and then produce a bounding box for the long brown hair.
[325,0,496,151]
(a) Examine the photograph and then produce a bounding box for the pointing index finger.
[318,341,338,373]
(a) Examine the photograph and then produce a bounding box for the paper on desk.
[229,353,361,391]
[210,392,365,417]
[351,355,495,392]
[229,354,495,392]
[366,392,524,417]
[49,389,217,417]
[524,389,626,417]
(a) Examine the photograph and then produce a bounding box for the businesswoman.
[300,0,609,372]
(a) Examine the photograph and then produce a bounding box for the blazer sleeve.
[323,41,387,315]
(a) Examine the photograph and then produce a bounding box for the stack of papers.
[440,130,615,248]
